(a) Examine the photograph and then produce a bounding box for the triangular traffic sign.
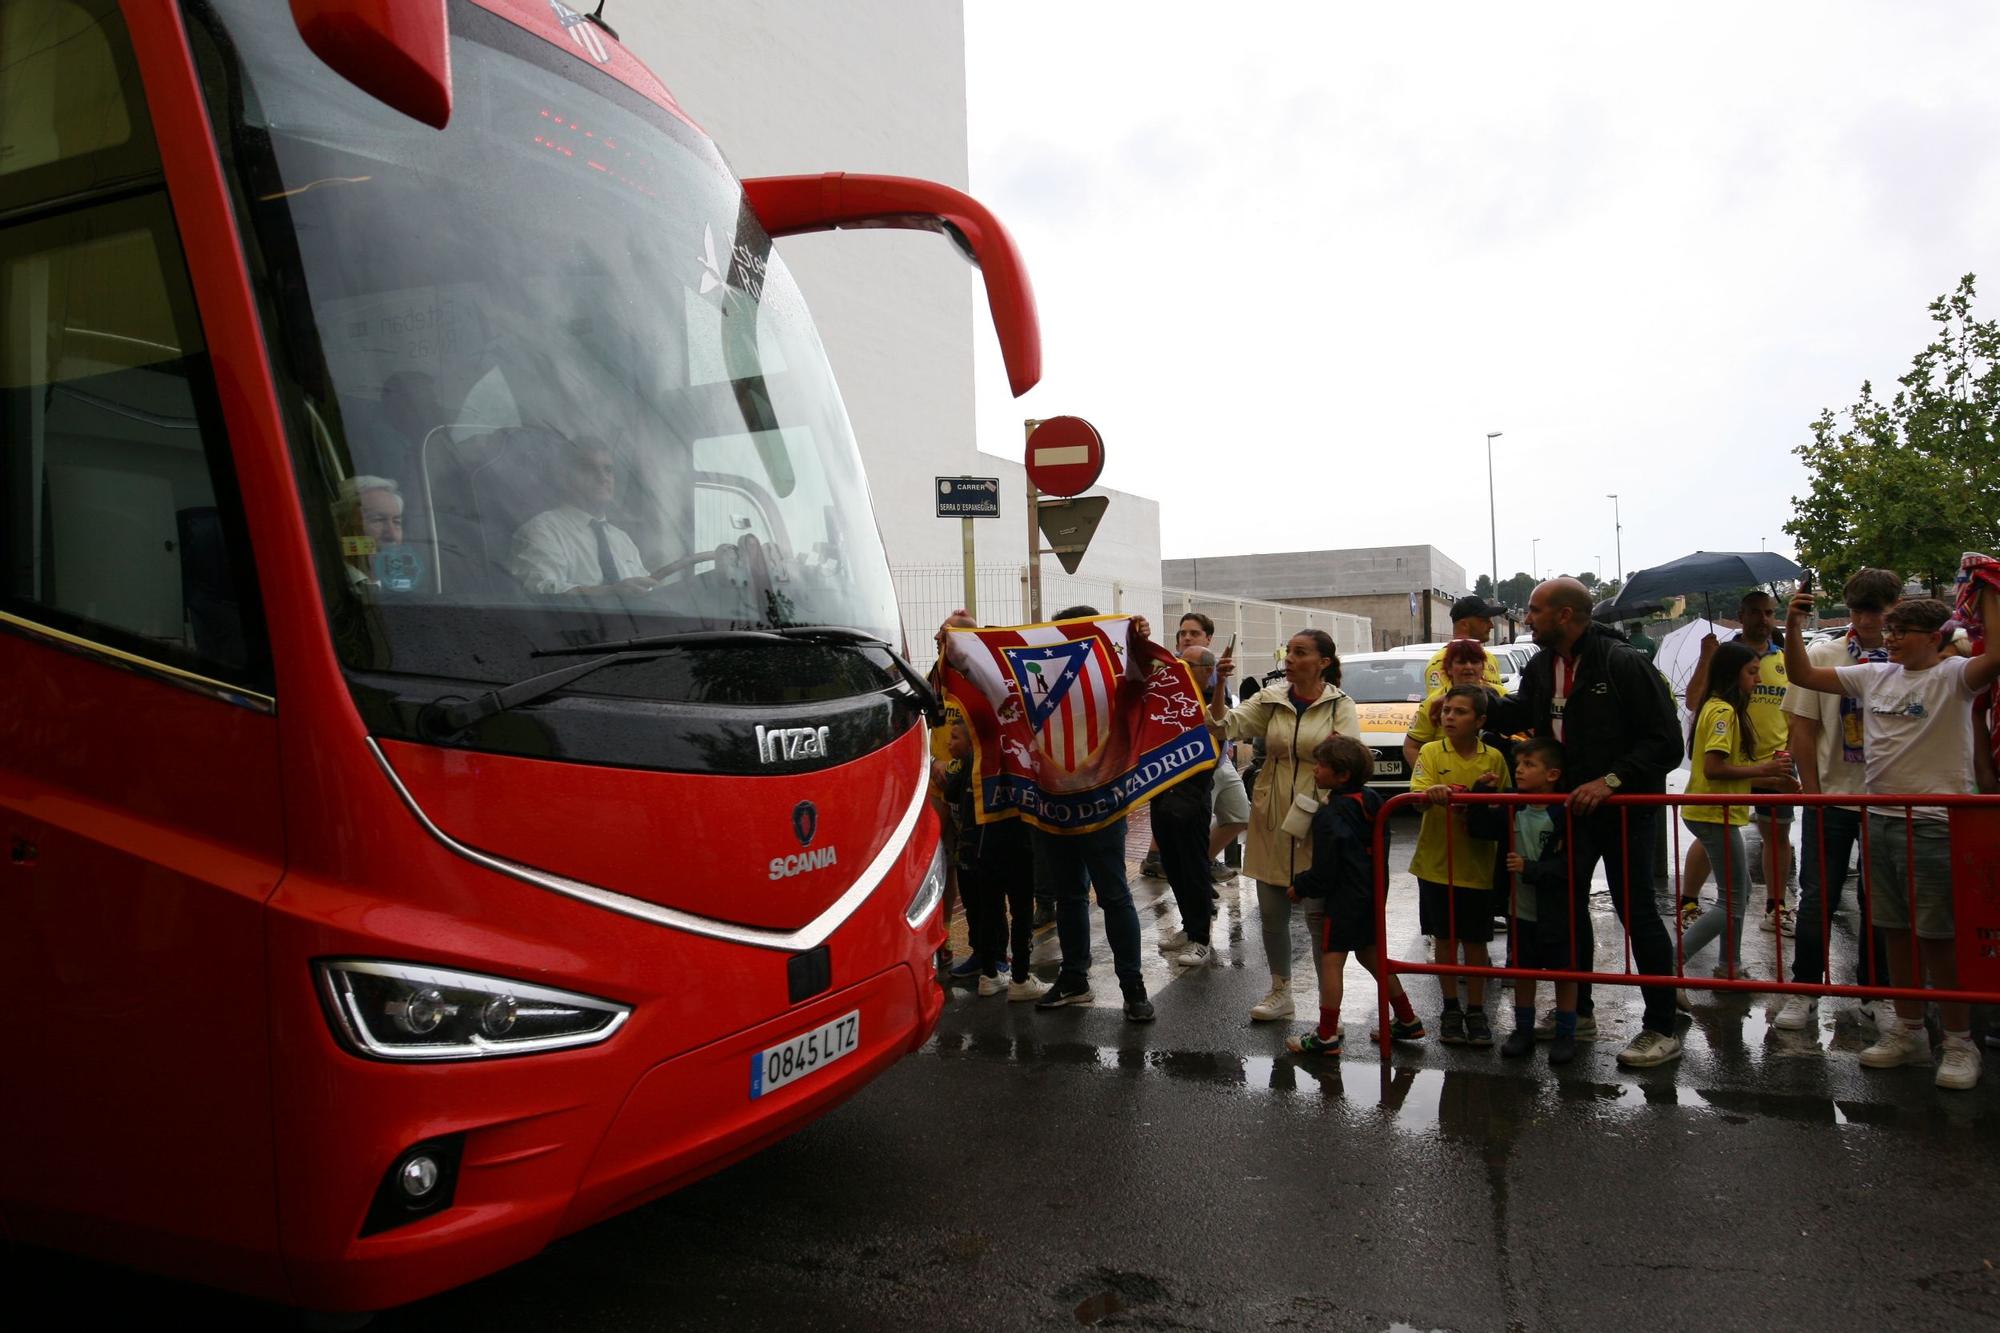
[1036,495,1109,575]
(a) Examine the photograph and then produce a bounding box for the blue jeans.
[1791,805,1889,986]
[1035,820,1146,997]
[1680,819,1752,974]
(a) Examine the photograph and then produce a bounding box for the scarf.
[1953,552,2000,770]
[1839,629,1889,764]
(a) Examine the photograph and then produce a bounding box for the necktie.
[591,518,620,586]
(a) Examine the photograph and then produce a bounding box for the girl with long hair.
[1678,641,1794,989]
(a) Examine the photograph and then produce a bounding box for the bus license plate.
[750,1010,860,1099]
[1376,759,1404,776]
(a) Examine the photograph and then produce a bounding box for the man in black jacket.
[1488,578,1686,1067]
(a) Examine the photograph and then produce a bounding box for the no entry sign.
[1024,416,1104,497]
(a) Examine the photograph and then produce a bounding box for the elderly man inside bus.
[507,436,670,597]
[335,475,406,591]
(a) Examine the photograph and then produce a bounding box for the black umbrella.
[1603,550,1803,620]
[1593,596,1664,623]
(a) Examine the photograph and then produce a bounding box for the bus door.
[0,0,284,1285]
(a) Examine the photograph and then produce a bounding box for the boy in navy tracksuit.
[1284,735,1425,1056]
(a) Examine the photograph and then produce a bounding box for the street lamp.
[1606,494,1623,582]
[1532,537,1541,581]
[1486,432,1503,597]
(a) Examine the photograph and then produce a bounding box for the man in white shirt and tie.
[509,437,662,596]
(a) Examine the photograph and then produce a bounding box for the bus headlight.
[905,838,947,929]
[317,960,630,1061]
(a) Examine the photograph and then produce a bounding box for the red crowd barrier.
[1370,790,2000,1063]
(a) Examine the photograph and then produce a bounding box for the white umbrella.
[1655,617,1737,737]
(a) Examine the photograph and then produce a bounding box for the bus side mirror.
[741,174,1042,398]
[291,0,452,130]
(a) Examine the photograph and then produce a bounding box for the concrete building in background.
[615,4,1163,659]
[1162,545,1474,649]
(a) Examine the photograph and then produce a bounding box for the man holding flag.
[938,607,1218,1023]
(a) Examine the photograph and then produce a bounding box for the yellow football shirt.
[1406,694,1442,748]
[1408,737,1511,887]
[1745,643,1789,761]
[1684,697,1750,826]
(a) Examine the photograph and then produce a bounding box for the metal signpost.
[936,476,1000,617]
[1022,416,1106,622]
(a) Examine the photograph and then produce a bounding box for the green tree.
[1577,570,1600,590]
[1786,275,2000,593]
[1474,574,1495,600]
[1495,571,1535,609]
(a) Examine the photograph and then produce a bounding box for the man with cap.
[1424,595,1510,695]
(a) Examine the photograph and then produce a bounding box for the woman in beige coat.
[1212,630,1359,1021]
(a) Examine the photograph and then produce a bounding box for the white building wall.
[616,2,1163,647]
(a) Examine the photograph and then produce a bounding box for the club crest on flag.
[1000,636,1118,778]
[937,614,1218,833]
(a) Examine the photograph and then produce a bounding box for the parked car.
[1386,639,1531,693]
[1340,652,1433,793]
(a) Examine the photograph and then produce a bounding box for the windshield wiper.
[531,624,940,722]
[418,649,674,739]
[528,628,790,657]
[781,626,942,723]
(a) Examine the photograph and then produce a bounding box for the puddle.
[931,1027,1991,1135]
[1698,1085,1846,1126]
[1072,1290,1123,1326]
[1058,1268,1166,1326]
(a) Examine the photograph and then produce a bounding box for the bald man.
[1487,578,1686,1069]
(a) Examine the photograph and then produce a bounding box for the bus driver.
[509,437,665,597]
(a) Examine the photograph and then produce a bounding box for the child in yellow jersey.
[1403,638,1491,773]
[1410,685,1511,1046]
[1680,642,1793,985]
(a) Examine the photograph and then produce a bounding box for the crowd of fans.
[933,568,2000,1092]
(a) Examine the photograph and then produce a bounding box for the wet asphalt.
[9,808,2000,1330]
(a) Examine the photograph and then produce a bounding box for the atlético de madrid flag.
[939,614,1217,834]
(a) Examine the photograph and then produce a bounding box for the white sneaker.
[1859,1021,1932,1069]
[1616,1030,1683,1067]
[976,973,1010,997]
[1006,975,1050,1003]
[1936,1036,1983,1090]
[1759,903,1796,936]
[1867,999,1900,1032]
[1156,928,1189,953]
[1250,981,1294,1022]
[1169,942,1214,968]
[1772,995,1817,1030]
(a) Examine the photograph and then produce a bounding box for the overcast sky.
[962,2,2000,589]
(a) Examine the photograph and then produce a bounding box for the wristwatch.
[1602,772,1623,791]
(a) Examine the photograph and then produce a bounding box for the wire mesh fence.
[1165,587,1373,670]
[894,564,1166,673]
[892,565,1373,676]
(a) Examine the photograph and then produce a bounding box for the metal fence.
[1368,790,2000,1064]
[894,563,1166,673]
[892,568,1371,675]
[1163,586,1373,668]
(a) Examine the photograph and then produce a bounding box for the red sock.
[1317,1007,1339,1040]
[1390,991,1416,1024]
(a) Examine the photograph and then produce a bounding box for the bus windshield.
[188,0,901,688]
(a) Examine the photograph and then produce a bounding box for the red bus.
[0,0,1038,1313]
